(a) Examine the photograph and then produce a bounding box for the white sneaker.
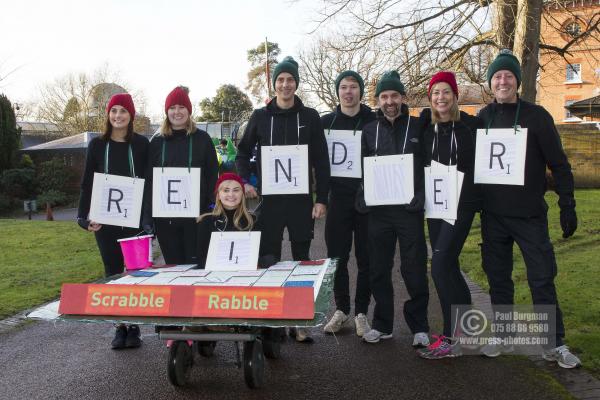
[354,313,370,337]
[480,342,515,357]
[412,332,430,348]
[362,329,393,343]
[543,345,581,369]
[323,310,349,333]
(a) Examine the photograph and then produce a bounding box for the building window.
[565,21,581,37]
[566,63,582,83]
[565,100,576,119]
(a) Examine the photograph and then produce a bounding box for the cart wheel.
[167,340,193,387]
[198,341,217,357]
[243,339,265,389]
[262,329,282,360]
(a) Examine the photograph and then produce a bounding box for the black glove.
[405,193,425,212]
[77,218,90,231]
[143,223,154,235]
[560,207,577,238]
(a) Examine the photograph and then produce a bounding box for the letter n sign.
[152,167,201,217]
[261,145,309,195]
[89,173,145,228]
[474,128,527,186]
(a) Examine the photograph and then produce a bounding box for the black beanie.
[487,49,522,88]
[272,56,300,89]
[335,70,365,99]
[375,71,405,97]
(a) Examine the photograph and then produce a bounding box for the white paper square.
[152,167,201,217]
[363,154,414,206]
[205,231,261,271]
[89,173,145,228]
[474,128,527,186]
[326,130,362,178]
[261,145,309,195]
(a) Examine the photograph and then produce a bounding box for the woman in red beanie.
[142,86,219,265]
[76,93,148,349]
[418,72,483,359]
[196,172,256,268]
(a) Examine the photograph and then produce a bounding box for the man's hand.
[405,194,424,212]
[560,208,577,238]
[244,183,258,199]
[312,203,326,219]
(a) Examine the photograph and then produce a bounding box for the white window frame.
[565,63,582,84]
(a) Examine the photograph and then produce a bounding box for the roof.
[22,132,99,151]
[566,95,600,117]
[17,121,61,133]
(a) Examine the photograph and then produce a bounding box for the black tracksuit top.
[321,104,376,197]
[477,99,575,217]
[422,110,484,211]
[236,95,331,205]
[77,134,149,221]
[143,128,219,219]
[361,105,425,208]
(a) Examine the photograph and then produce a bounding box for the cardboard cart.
[28,259,336,389]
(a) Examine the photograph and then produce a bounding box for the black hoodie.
[321,104,376,196]
[236,95,330,205]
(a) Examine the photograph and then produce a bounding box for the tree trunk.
[495,0,518,49]
[513,0,543,103]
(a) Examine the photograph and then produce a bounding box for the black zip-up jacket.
[197,208,256,268]
[236,95,330,205]
[321,104,376,197]
[361,104,425,210]
[421,110,484,211]
[77,134,149,223]
[143,128,219,222]
[477,99,575,217]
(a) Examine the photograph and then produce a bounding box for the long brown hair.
[198,184,254,231]
[101,115,134,142]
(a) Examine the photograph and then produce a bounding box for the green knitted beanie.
[487,49,522,88]
[375,71,405,97]
[335,70,365,99]
[272,56,300,90]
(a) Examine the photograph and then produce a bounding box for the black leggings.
[427,208,475,337]
[94,225,140,277]
[155,218,198,264]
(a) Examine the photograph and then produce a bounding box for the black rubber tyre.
[167,341,192,387]
[243,339,265,389]
[198,341,217,357]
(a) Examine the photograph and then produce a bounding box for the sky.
[0,0,323,121]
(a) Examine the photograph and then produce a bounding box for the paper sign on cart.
[205,231,261,271]
[326,130,362,178]
[261,145,309,195]
[474,128,527,186]
[364,154,414,206]
[89,173,145,228]
[152,167,200,217]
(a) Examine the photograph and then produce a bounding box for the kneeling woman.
[419,72,483,359]
[197,173,255,268]
[76,93,148,349]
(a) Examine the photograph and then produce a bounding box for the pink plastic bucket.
[118,235,153,270]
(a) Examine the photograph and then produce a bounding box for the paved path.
[1,218,596,399]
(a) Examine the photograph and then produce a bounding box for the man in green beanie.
[478,49,580,368]
[321,70,376,337]
[360,70,430,346]
[236,56,330,343]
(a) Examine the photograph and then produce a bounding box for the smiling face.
[430,82,456,119]
[378,90,403,120]
[108,105,131,130]
[275,72,297,102]
[491,70,518,104]
[218,180,243,210]
[338,77,361,109]
[167,104,190,130]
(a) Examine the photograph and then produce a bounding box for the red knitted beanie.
[215,173,245,194]
[106,93,136,120]
[165,86,192,114]
[428,71,459,98]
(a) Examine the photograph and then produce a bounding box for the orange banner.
[194,287,285,318]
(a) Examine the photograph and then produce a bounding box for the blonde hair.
[160,115,197,136]
[429,83,461,124]
[197,185,254,231]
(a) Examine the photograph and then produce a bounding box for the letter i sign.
[474,128,527,186]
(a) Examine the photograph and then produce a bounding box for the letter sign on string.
[260,145,309,195]
[152,167,201,218]
[89,173,145,228]
[205,231,261,271]
[474,128,527,186]
[425,160,463,222]
[363,154,414,206]
[325,130,362,178]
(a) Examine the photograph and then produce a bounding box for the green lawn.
[459,189,600,377]
[0,219,103,319]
